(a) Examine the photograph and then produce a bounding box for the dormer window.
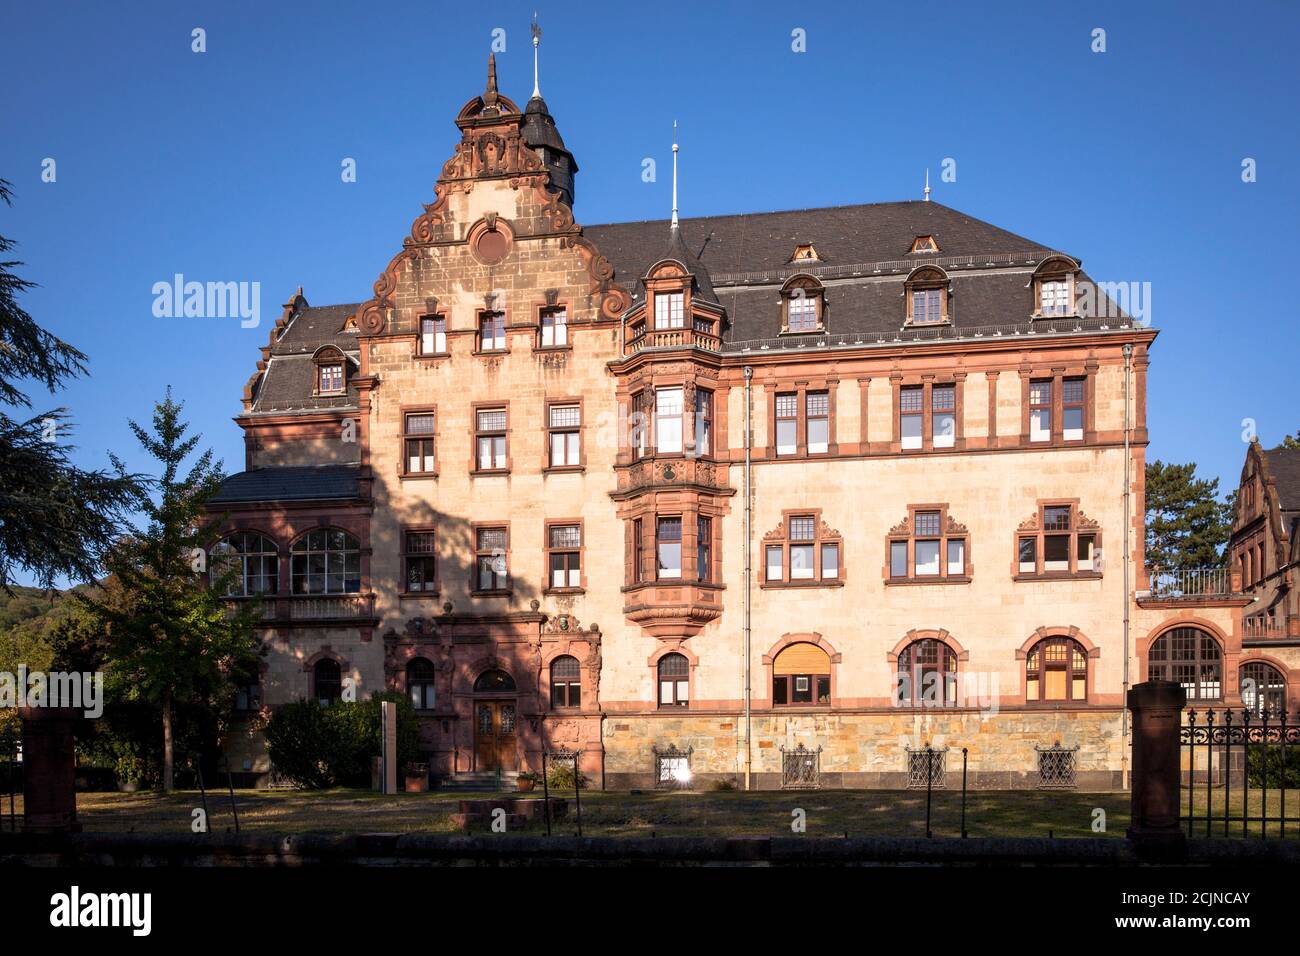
[910,235,939,254]
[655,292,685,329]
[319,364,344,393]
[312,346,348,395]
[1031,256,1080,318]
[781,275,824,333]
[903,266,949,326]
[789,243,820,263]
[1039,279,1070,316]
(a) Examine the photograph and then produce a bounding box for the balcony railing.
[223,593,376,623]
[1244,617,1292,640]
[625,324,721,356]
[1145,567,1235,600]
[288,594,375,620]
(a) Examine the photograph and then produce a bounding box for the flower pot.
[516,778,536,792]
[404,774,428,793]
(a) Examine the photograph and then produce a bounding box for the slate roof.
[582,200,1117,347]
[1264,447,1300,511]
[209,465,360,504]
[246,201,1134,409]
[247,302,363,414]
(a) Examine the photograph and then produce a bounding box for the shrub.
[1246,744,1300,789]
[546,762,589,790]
[708,777,737,791]
[264,700,334,789]
[265,692,422,789]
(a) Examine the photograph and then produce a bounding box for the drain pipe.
[1121,343,1133,791]
[743,365,754,791]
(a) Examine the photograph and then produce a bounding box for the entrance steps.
[439,771,513,792]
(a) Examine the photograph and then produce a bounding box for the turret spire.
[671,121,679,229]
[923,168,931,202]
[531,13,542,99]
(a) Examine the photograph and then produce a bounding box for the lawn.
[2,787,1132,839]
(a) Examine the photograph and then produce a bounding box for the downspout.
[1122,343,1133,790]
[743,365,754,791]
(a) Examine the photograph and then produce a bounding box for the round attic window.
[473,227,509,265]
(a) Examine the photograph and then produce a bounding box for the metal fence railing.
[1181,708,1300,838]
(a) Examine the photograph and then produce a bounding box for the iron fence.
[780,744,822,789]
[1181,708,1300,838]
[906,746,948,790]
[1147,567,1234,600]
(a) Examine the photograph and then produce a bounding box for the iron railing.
[1181,708,1300,838]
[780,744,822,790]
[1147,567,1235,600]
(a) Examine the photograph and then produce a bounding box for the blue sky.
[2,1,1297,585]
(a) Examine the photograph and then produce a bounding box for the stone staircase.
[438,770,513,792]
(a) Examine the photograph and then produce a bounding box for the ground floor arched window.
[314,658,342,707]
[1026,636,1088,702]
[772,643,831,706]
[1147,627,1222,700]
[1240,661,1286,717]
[897,639,957,707]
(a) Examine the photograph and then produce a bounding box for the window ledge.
[759,579,844,590]
[399,591,441,600]
[534,344,572,353]
[543,587,586,597]
[415,352,451,361]
[400,472,439,481]
[1014,571,1103,582]
[472,349,510,357]
[471,589,513,598]
[543,465,585,475]
[470,468,511,478]
[886,575,971,586]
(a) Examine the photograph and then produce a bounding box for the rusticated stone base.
[604,707,1125,791]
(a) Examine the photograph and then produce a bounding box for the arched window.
[897,639,957,707]
[1026,637,1088,702]
[657,653,689,709]
[1240,661,1286,718]
[904,266,950,326]
[550,656,581,709]
[1148,627,1222,700]
[473,669,516,693]
[780,275,824,333]
[407,658,436,711]
[290,529,360,594]
[314,659,342,707]
[772,643,831,706]
[211,532,278,597]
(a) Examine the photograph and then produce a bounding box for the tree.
[1145,460,1233,570]
[77,391,262,790]
[1279,431,1300,451]
[0,179,141,589]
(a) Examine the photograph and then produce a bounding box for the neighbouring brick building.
[210,54,1277,790]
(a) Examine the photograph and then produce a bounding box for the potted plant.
[404,761,430,793]
[516,771,542,792]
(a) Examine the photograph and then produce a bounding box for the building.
[1226,441,1300,715]
[210,51,1262,790]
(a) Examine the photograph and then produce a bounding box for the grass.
[1,788,1134,839]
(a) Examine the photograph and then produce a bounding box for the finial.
[671,120,679,229]
[531,13,542,99]
[485,52,499,104]
[923,168,931,202]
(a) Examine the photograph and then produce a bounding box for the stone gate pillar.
[1126,680,1185,844]
[18,706,81,834]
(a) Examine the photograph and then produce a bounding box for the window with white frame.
[548,404,581,467]
[540,307,567,347]
[419,316,446,354]
[475,408,507,470]
[547,524,582,589]
[655,387,683,453]
[655,292,685,329]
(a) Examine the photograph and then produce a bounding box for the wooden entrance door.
[474,700,518,771]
